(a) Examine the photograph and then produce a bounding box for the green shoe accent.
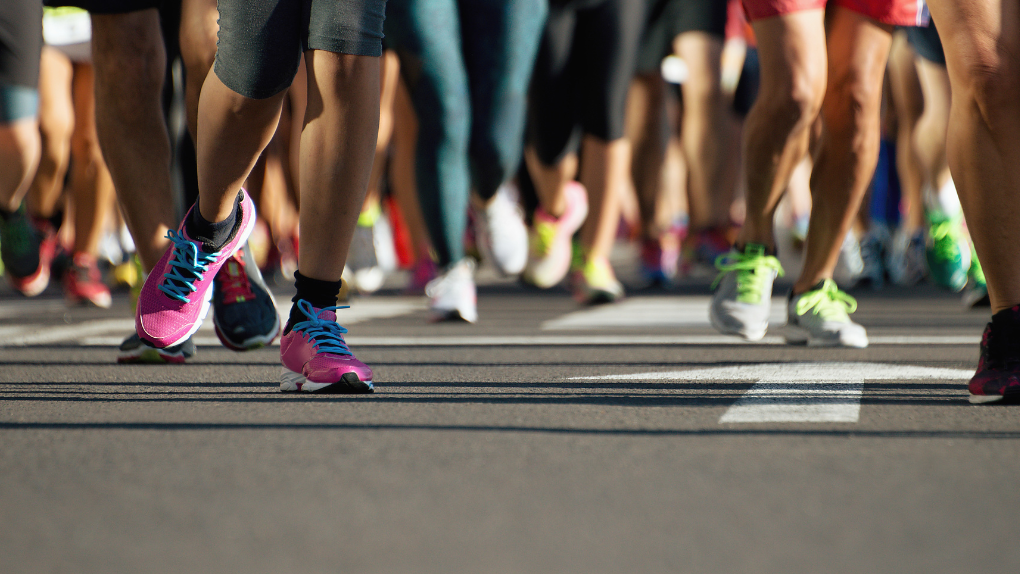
[925,211,969,291]
[794,279,857,320]
[712,243,784,304]
[969,250,986,287]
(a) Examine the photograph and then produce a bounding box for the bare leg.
[194,74,286,223]
[886,31,924,232]
[578,135,629,261]
[389,76,430,256]
[26,47,73,220]
[69,63,116,256]
[675,31,728,231]
[91,11,175,271]
[297,51,381,281]
[796,8,891,293]
[913,57,952,193]
[178,0,218,141]
[736,10,827,250]
[0,121,39,211]
[523,146,578,217]
[924,0,1020,313]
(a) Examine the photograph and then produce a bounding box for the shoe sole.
[708,308,766,342]
[213,313,281,351]
[117,348,189,364]
[784,326,869,348]
[429,309,477,323]
[280,369,374,393]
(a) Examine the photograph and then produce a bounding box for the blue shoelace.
[293,299,352,356]
[158,229,219,303]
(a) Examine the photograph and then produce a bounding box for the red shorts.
[743,0,929,27]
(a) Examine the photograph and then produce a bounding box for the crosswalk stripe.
[718,380,863,423]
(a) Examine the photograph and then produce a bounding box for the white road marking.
[719,380,864,423]
[541,296,788,330]
[571,363,974,424]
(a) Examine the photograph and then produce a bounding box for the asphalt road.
[2,269,1018,574]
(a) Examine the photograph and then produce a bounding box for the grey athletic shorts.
[214,0,387,99]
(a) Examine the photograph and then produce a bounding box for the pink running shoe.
[522,181,588,288]
[280,300,374,393]
[136,190,256,348]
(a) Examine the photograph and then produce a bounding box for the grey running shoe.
[785,279,868,348]
[709,244,784,341]
[117,332,196,364]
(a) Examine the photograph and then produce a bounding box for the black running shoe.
[117,332,196,364]
[212,243,281,351]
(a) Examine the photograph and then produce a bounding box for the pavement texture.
[2,268,1019,574]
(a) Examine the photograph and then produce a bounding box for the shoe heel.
[280,368,305,392]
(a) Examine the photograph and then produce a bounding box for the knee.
[39,104,74,156]
[758,72,825,135]
[824,71,884,152]
[961,47,1020,119]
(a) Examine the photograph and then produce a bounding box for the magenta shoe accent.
[135,190,256,348]
[279,300,374,393]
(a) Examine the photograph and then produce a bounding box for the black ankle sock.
[285,270,341,333]
[992,306,1020,332]
[186,191,242,252]
[46,210,63,232]
[0,206,19,223]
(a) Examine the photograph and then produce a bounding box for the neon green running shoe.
[925,211,970,292]
[785,278,868,347]
[709,243,784,341]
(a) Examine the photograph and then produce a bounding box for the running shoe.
[833,230,864,289]
[117,332,196,364]
[709,243,784,341]
[474,182,528,276]
[887,228,926,286]
[961,253,989,308]
[858,224,889,290]
[0,206,54,296]
[640,222,684,286]
[968,306,1020,404]
[347,206,397,294]
[785,279,868,347]
[425,257,477,323]
[136,190,256,348]
[211,243,281,351]
[572,255,624,305]
[64,252,112,308]
[925,210,971,292]
[522,181,588,288]
[279,299,373,393]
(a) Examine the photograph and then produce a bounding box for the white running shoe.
[346,211,397,294]
[709,244,784,341]
[522,182,588,288]
[475,182,528,276]
[425,258,477,323]
[785,279,868,348]
[833,230,864,289]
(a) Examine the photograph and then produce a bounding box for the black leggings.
[527,0,646,166]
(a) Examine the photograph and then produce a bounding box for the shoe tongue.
[316,309,337,322]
